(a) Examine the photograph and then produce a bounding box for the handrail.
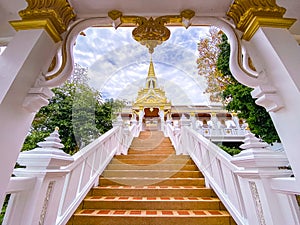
[56,126,122,225]
[165,122,181,153]
[174,125,300,225]
[2,123,140,225]
[4,122,299,225]
[56,123,140,224]
[179,126,247,225]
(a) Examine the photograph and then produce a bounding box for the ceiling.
[0,0,300,45]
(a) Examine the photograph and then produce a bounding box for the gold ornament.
[108,9,195,53]
[227,0,296,41]
[10,0,76,42]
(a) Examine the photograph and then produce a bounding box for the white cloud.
[74,26,211,105]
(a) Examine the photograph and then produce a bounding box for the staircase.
[67,131,236,225]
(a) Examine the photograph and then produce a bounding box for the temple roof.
[132,59,171,110]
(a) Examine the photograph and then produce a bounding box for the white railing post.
[130,118,139,137]
[231,133,294,225]
[178,115,191,155]
[8,128,73,225]
[189,112,197,130]
[113,114,125,155]
[113,115,140,155]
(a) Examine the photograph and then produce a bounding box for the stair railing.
[165,121,182,154]
[2,123,140,225]
[173,125,300,225]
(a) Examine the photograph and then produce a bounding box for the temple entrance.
[143,107,160,130]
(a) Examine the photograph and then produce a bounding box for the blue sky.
[73,26,211,105]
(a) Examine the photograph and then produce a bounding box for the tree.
[197,29,280,144]
[197,27,232,102]
[22,64,114,154]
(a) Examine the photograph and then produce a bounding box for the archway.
[1,1,300,211]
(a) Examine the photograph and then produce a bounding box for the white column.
[0,29,58,207]
[244,27,300,179]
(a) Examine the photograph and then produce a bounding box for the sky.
[73,26,211,105]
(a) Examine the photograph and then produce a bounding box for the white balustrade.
[2,122,140,225]
[3,121,299,225]
[165,122,181,153]
[174,125,300,225]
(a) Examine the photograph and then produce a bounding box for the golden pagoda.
[132,57,171,118]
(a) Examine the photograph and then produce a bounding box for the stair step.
[110,158,195,165]
[127,150,176,154]
[114,154,190,160]
[83,196,221,210]
[70,210,232,225]
[99,177,205,186]
[101,170,203,178]
[92,186,217,197]
[67,131,236,225]
[105,164,198,171]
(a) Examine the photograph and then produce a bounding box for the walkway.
[67,131,236,225]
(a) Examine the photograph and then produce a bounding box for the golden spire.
[145,54,158,89]
[148,55,156,78]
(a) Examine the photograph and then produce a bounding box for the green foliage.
[22,130,50,152]
[22,64,116,155]
[96,98,125,130]
[217,144,241,156]
[0,195,10,224]
[217,35,280,144]
[217,34,233,80]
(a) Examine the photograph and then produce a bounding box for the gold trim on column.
[10,19,62,42]
[227,0,296,41]
[9,0,76,42]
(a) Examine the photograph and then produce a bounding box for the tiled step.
[92,186,216,197]
[128,149,175,154]
[128,147,175,151]
[70,210,233,225]
[105,163,198,171]
[113,154,190,160]
[101,170,203,178]
[67,131,236,225]
[83,196,222,210]
[110,158,195,165]
[130,144,173,148]
[99,177,205,186]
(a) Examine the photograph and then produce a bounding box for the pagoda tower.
[132,57,171,129]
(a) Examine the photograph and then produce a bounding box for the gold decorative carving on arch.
[10,0,76,42]
[108,9,195,53]
[227,0,296,41]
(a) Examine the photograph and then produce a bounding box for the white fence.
[2,123,140,225]
[166,122,300,225]
[2,121,300,225]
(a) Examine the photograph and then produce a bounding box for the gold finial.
[55,126,59,131]
[148,56,156,78]
[227,0,296,41]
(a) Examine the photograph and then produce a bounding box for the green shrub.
[217,144,241,156]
